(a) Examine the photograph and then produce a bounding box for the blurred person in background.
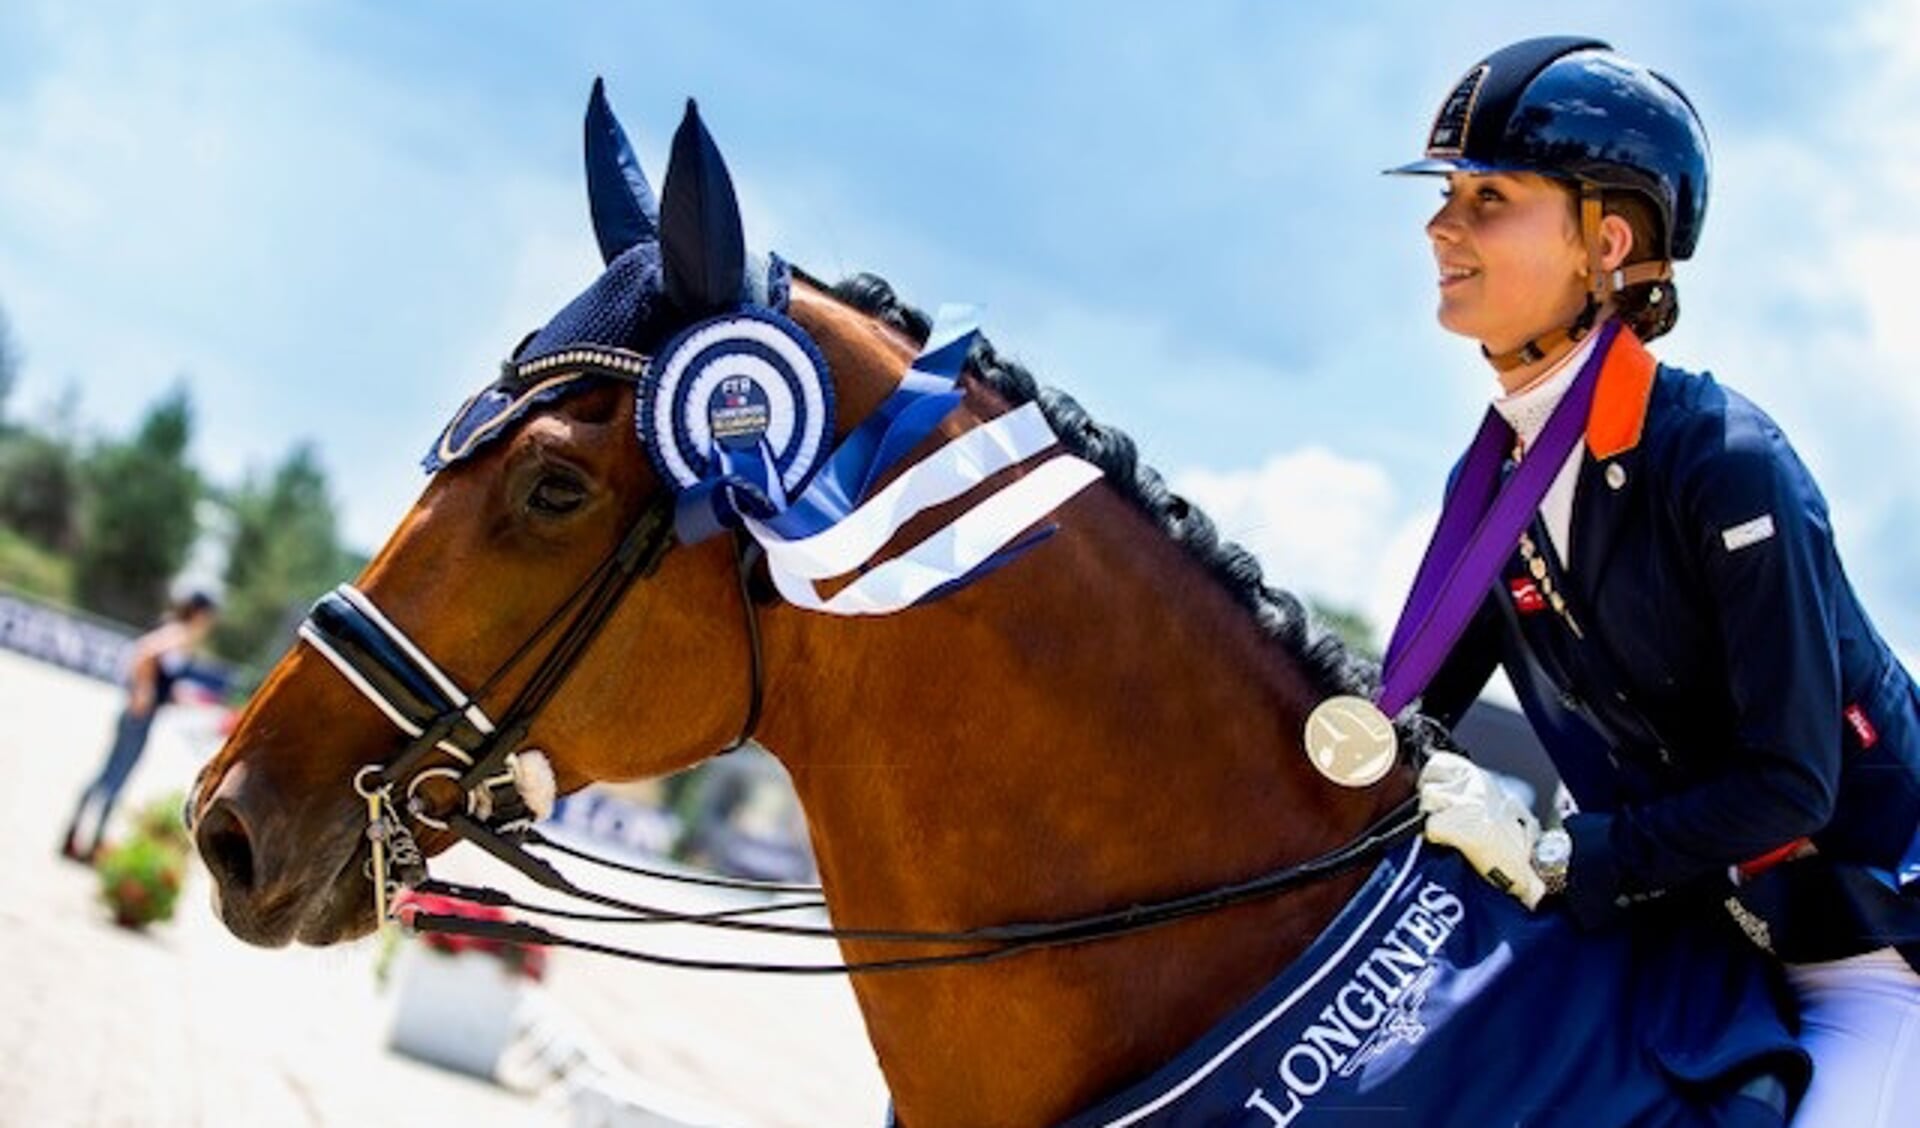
[59,590,220,862]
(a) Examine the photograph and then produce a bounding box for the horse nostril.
[196,800,257,894]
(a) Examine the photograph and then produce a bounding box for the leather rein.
[292,353,1424,976]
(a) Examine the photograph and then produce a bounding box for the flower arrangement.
[96,827,185,929]
[394,890,548,982]
[130,791,192,853]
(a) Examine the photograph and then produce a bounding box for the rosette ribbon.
[673,305,1103,616]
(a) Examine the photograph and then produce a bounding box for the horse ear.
[659,98,747,316]
[584,77,659,264]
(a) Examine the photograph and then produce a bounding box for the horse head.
[190,89,925,946]
[191,83,1410,1125]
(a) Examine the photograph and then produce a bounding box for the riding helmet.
[1387,36,1712,261]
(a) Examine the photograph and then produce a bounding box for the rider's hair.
[1581,190,1680,342]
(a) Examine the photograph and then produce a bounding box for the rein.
[297,353,1429,975]
[403,799,1423,975]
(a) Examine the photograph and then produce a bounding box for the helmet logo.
[1427,64,1488,157]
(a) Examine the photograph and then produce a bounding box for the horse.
[190,87,1804,1128]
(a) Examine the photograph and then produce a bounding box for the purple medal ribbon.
[1378,319,1621,717]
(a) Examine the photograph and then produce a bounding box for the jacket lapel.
[1568,327,1659,602]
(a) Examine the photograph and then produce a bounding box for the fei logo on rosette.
[639,306,835,518]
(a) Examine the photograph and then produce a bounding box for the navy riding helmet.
[1388,36,1712,261]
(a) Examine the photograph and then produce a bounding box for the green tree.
[0,428,81,551]
[0,303,17,425]
[1308,599,1380,662]
[72,386,202,625]
[215,443,354,666]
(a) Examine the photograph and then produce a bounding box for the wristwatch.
[1532,828,1572,898]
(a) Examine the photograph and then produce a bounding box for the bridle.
[301,487,682,915]
[273,345,1426,975]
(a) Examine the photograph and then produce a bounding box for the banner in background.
[0,591,134,684]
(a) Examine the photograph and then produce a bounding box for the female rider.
[1390,36,1920,1126]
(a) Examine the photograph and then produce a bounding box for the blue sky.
[1,1,1915,663]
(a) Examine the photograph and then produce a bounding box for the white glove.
[1419,751,1546,910]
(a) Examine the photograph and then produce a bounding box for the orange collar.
[1586,324,1657,460]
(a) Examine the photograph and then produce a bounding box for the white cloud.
[1659,5,1920,656]
[0,2,1911,662]
[1173,448,1435,645]
[0,4,601,553]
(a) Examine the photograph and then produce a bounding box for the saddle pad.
[1057,838,1807,1128]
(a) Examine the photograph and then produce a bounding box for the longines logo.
[1338,965,1437,1079]
[1242,880,1464,1127]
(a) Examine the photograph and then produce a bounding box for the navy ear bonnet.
[519,242,671,369]
[517,243,791,367]
[425,86,794,475]
[417,83,1103,608]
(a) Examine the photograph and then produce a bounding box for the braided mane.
[828,272,1382,707]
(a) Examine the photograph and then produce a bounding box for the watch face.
[1535,830,1572,868]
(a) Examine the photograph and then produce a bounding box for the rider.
[1389,36,1920,1126]
[59,590,220,863]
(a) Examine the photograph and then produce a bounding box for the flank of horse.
[192,248,1421,1124]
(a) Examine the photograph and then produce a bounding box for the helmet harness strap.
[1482,184,1674,373]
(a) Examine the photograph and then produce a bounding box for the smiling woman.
[1384,35,1920,1128]
[1429,172,1599,369]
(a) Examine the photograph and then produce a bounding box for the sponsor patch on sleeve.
[1844,703,1879,749]
[1721,514,1776,553]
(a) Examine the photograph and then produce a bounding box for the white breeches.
[1785,948,1920,1127]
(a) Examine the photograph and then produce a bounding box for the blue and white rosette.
[643,304,1103,617]
[639,306,835,540]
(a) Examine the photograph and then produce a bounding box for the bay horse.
[190,88,1800,1128]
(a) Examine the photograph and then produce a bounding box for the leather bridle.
[300,487,678,916]
[265,347,1426,975]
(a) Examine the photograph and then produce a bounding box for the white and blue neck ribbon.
[675,305,1102,616]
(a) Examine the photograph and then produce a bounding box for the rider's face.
[1426,172,1589,355]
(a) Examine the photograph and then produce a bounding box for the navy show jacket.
[1422,335,1920,961]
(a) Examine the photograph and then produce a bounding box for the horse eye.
[526,472,588,516]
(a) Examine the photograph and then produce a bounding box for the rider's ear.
[584,78,660,264]
[1598,212,1635,274]
[659,99,747,318]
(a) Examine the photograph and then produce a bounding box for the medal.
[1304,695,1398,788]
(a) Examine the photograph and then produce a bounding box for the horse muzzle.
[193,760,372,947]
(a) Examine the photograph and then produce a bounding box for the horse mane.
[828,272,1385,710]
